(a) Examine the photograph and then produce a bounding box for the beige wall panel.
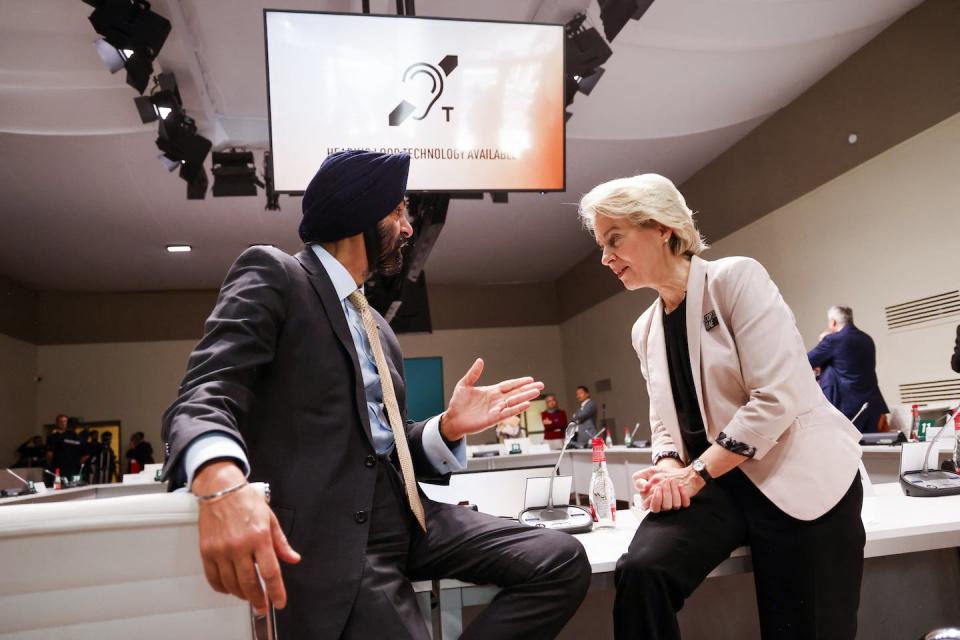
[28,325,567,460]
[399,326,568,445]
[0,333,38,460]
[34,341,198,461]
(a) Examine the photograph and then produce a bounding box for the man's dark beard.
[364,220,409,277]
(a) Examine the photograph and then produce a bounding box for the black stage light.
[157,112,211,167]
[134,71,183,123]
[180,161,208,200]
[490,192,509,204]
[598,0,655,43]
[158,154,180,172]
[93,39,153,94]
[87,1,171,94]
[211,150,262,197]
[565,13,612,78]
[576,67,606,96]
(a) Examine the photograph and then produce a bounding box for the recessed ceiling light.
[166,244,192,253]
[848,133,859,144]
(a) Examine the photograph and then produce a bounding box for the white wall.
[0,333,38,462]
[560,112,960,440]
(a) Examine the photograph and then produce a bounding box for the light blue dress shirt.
[182,245,465,488]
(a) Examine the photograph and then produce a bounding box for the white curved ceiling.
[0,0,922,291]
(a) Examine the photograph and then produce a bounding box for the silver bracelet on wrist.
[195,480,249,503]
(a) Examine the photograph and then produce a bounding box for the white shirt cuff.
[422,414,466,473]
[183,433,250,490]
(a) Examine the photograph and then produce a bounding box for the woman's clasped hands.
[633,459,705,513]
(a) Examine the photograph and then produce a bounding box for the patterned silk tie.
[347,290,427,531]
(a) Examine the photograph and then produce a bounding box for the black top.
[663,298,710,460]
[55,431,85,477]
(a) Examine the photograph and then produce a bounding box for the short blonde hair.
[578,173,708,256]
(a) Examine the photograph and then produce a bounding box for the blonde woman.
[579,174,864,639]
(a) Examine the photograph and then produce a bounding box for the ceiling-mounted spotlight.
[158,153,180,172]
[180,161,208,200]
[133,72,182,123]
[154,110,210,199]
[598,0,655,43]
[575,67,606,96]
[565,13,612,78]
[92,37,131,73]
[85,0,171,94]
[212,150,263,197]
[156,112,211,168]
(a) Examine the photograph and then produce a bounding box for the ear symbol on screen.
[387,63,444,126]
[388,56,458,127]
[403,63,444,121]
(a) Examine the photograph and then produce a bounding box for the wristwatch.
[691,458,713,484]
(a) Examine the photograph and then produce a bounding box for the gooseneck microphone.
[541,422,579,520]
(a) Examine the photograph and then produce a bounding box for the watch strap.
[693,459,713,484]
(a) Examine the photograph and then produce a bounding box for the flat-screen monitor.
[264,10,565,193]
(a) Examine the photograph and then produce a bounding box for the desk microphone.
[2,468,37,496]
[518,422,593,534]
[850,402,869,425]
[899,404,960,497]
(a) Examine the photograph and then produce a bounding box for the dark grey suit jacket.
[571,398,598,445]
[161,246,446,637]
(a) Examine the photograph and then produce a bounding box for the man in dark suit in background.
[571,385,598,446]
[161,150,589,639]
[807,305,888,432]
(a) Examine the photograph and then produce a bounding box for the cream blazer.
[631,255,862,521]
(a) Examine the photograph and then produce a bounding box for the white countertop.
[437,481,960,589]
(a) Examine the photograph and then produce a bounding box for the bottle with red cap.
[53,468,62,491]
[909,404,920,441]
[589,437,616,528]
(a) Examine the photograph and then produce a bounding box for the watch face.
[693,460,705,472]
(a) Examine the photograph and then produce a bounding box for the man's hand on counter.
[193,460,301,612]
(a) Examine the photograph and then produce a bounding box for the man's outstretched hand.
[441,358,544,441]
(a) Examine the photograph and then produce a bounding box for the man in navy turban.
[300,149,412,277]
[161,150,590,638]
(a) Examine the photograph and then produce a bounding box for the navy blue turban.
[299,150,410,243]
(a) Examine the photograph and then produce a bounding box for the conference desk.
[426,481,960,639]
[466,444,933,502]
[0,481,167,506]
